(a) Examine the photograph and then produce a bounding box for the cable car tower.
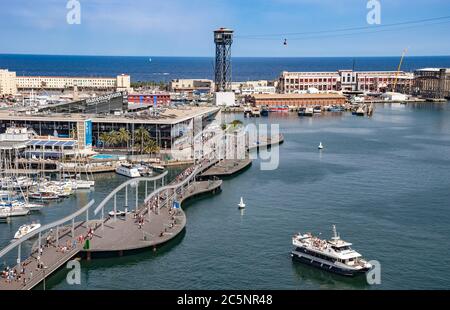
[214,28,234,92]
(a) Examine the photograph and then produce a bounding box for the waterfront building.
[0,69,17,95]
[413,68,450,99]
[231,80,276,95]
[0,106,220,151]
[0,69,132,92]
[249,93,347,107]
[169,79,214,93]
[128,93,171,105]
[24,136,79,159]
[278,70,414,93]
[0,127,33,151]
[35,91,129,114]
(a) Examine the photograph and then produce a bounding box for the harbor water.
[2,102,449,289]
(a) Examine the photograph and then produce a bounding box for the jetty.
[248,134,284,151]
[201,159,252,177]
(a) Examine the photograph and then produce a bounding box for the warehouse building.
[249,93,347,107]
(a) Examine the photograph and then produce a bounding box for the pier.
[248,134,284,151]
[201,159,252,177]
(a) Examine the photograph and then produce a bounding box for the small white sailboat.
[23,202,44,212]
[318,142,324,150]
[14,223,41,239]
[238,197,246,209]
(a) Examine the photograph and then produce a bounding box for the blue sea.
[1,54,450,82]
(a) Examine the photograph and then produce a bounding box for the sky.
[0,0,450,57]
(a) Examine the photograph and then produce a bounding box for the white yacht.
[291,225,372,277]
[0,203,30,217]
[14,223,41,239]
[318,142,324,150]
[22,202,44,212]
[116,163,141,178]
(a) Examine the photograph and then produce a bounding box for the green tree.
[99,132,111,149]
[134,127,151,154]
[230,120,243,128]
[108,130,120,146]
[142,139,160,156]
[117,128,131,149]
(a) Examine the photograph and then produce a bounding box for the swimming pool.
[91,154,119,160]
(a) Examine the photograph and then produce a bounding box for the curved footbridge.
[0,160,222,290]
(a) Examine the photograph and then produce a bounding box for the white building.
[170,79,214,93]
[215,92,236,107]
[278,70,414,93]
[231,80,276,95]
[0,69,17,95]
[16,74,131,91]
[1,69,131,93]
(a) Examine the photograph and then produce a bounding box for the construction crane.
[393,48,408,92]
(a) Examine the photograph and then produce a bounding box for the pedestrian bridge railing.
[0,200,96,266]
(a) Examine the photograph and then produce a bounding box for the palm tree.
[99,132,110,149]
[108,130,120,147]
[143,139,160,156]
[117,128,131,150]
[134,127,151,154]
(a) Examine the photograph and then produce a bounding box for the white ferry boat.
[116,164,141,178]
[291,225,372,277]
[14,223,41,239]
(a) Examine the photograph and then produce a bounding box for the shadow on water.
[291,260,370,290]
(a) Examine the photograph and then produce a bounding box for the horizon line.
[1,53,450,59]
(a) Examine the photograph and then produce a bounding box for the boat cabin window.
[331,245,350,252]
